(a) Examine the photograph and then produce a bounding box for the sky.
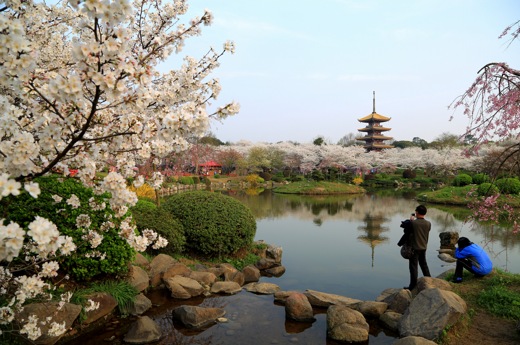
[160,0,520,144]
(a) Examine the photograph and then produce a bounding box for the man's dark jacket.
[409,218,431,250]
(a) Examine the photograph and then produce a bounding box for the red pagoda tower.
[356,92,394,152]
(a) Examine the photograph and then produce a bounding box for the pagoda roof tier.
[356,135,394,141]
[358,112,391,123]
[358,126,392,132]
[362,143,395,149]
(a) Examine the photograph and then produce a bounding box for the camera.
[411,213,415,216]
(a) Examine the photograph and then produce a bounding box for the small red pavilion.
[199,161,222,176]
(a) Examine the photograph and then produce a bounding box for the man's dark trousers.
[409,249,431,289]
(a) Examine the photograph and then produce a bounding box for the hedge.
[496,178,520,195]
[472,174,491,185]
[477,183,499,197]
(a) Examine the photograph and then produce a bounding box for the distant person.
[404,205,431,290]
[452,237,492,283]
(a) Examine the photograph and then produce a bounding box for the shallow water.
[67,188,519,344]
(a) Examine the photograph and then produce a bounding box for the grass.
[417,185,520,207]
[212,252,260,271]
[435,309,477,345]
[273,181,365,195]
[72,280,139,316]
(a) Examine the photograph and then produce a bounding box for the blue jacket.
[455,243,492,275]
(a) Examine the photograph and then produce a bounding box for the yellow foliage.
[244,174,259,184]
[128,183,156,198]
[352,177,363,185]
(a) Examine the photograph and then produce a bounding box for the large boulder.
[164,279,191,300]
[304,290,361,308]
[124,316,162,344]
[351,301,387,319]
[156,264,191,286]
[439,232,459,247]
[164,276,204,299]
[242,264,260,283]
[172,306,226,329]
[134,253,150,269]
[265,266,286,277]
[207,267,227,278]
[224,271,245,286]
[215,263,238,275]
[285,293,315,322]
[210,281,242,295]
[243,282,281,295]
[121,294,152,316]
[398,288,467,340]
[254,258,278,270]
[149,254,184,286]
[381,289,412,314]
[83,292,118,324]
[183,271,218,285]
[17,302,81,345]
[150,253,178,273]
[274,291,299,304]
[392,336,437,345]
[376,288,401,302]
[129,266,149,292]
[326,305,369,343]
[266,244,283,262]
[417,277,452,293]
[379,311,402,333]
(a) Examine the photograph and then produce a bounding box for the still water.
[69,188,519,345]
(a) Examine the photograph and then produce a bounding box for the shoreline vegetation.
[272,181,365,195]
[417,185,520,208]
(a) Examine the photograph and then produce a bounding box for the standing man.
[405,205,431,290]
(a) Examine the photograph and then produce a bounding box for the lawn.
[416,185,520,207]
[273,181,365,195]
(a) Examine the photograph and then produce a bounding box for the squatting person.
[452,237,493,283]
[405,205,431,290]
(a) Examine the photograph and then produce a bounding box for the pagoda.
[356,92,394,152]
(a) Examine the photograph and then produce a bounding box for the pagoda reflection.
[357,213,390,267]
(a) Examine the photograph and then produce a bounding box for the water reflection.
[357,215,390,267]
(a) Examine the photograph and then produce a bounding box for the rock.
[194,263,209,272]
[183,271,218,285]
[210,281,242,294]
[265,266,286,277]
[172,306,226,329]
[157,264,190,285]
[436,268,455,279]
[103,335,116,342]
[164,279,191,300]
[379,311,402,332]
[381,289,412,314]
[266,244,283,262]
[274,291,300,304]
[289,337,298,343]
[255,258,278,270]
[438,249,455,255]
[207,267,226,278]
[121,295,152,316]
[215,263,238,275]
[84,292,118,324]
[243,282,281,295]
[242,264,261,283]
[417,277,452,293]
[217,317,228,323]
[17,302,81,345]
[285,293,315,322]
[150,253,178,273]
[303,290,362,308]
[124,316,162,344]
[149,254,185,286]
[439,232,459,247]
[398,288,467,340]
[392,336,438,345]
[351,301,387,319]
[326,305,369,343]
[254,240,267,245]
[438,253,457,263]
[134,253,150,269]
[166,275,204,297]
[224,271,245,286]
[375,288,401,302]
[129,266,149,292]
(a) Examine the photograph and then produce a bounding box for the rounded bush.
[276,171,284,178]
[257,177,265,183]
[403,170,416,179]
[283,170,291,177]
[477,183,500,197]
[204,177,211,187]
[271,176,283,183]
[214,174,221,179]
[1,176,135,280]
[131,203,185,255]
[453,174,472,187]
[472,174,491,185]
[179,176,194,185]
[496,178,520,194]
[258,172,272,181]
[192,176,200,184]
[162,191,256,256]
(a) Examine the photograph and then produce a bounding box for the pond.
[69,188,520,345]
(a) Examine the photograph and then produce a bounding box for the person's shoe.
[451,278,463,284]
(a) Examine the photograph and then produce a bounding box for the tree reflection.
[357,214,390,267]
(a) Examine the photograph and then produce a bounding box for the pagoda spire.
[373,91,375,114]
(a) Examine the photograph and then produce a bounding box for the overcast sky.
[160,0,520,144]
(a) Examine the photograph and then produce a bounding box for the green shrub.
[214,174,221,179]
[276,171,284,178]
[453,174,472,186]
[311,170,325,181]
[496,178,520,195]
[379,173,389,179]
[403,170,416,179]
[291,175,304,182]
[179,176,194,185]
[257,177,265,183]
[283,170,291,177]
[472,174,491,185]
[131,203,185,255]
[271,176,283,183]
[477,183,499,196]
[162,191,256,256]
[204,177,211,187]
[365,174,376,180]
[1,176,135,280]
[192,176,200,184]
[258,172,272,181]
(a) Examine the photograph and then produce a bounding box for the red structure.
[198,161,222,176]
[356,92,394,152]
